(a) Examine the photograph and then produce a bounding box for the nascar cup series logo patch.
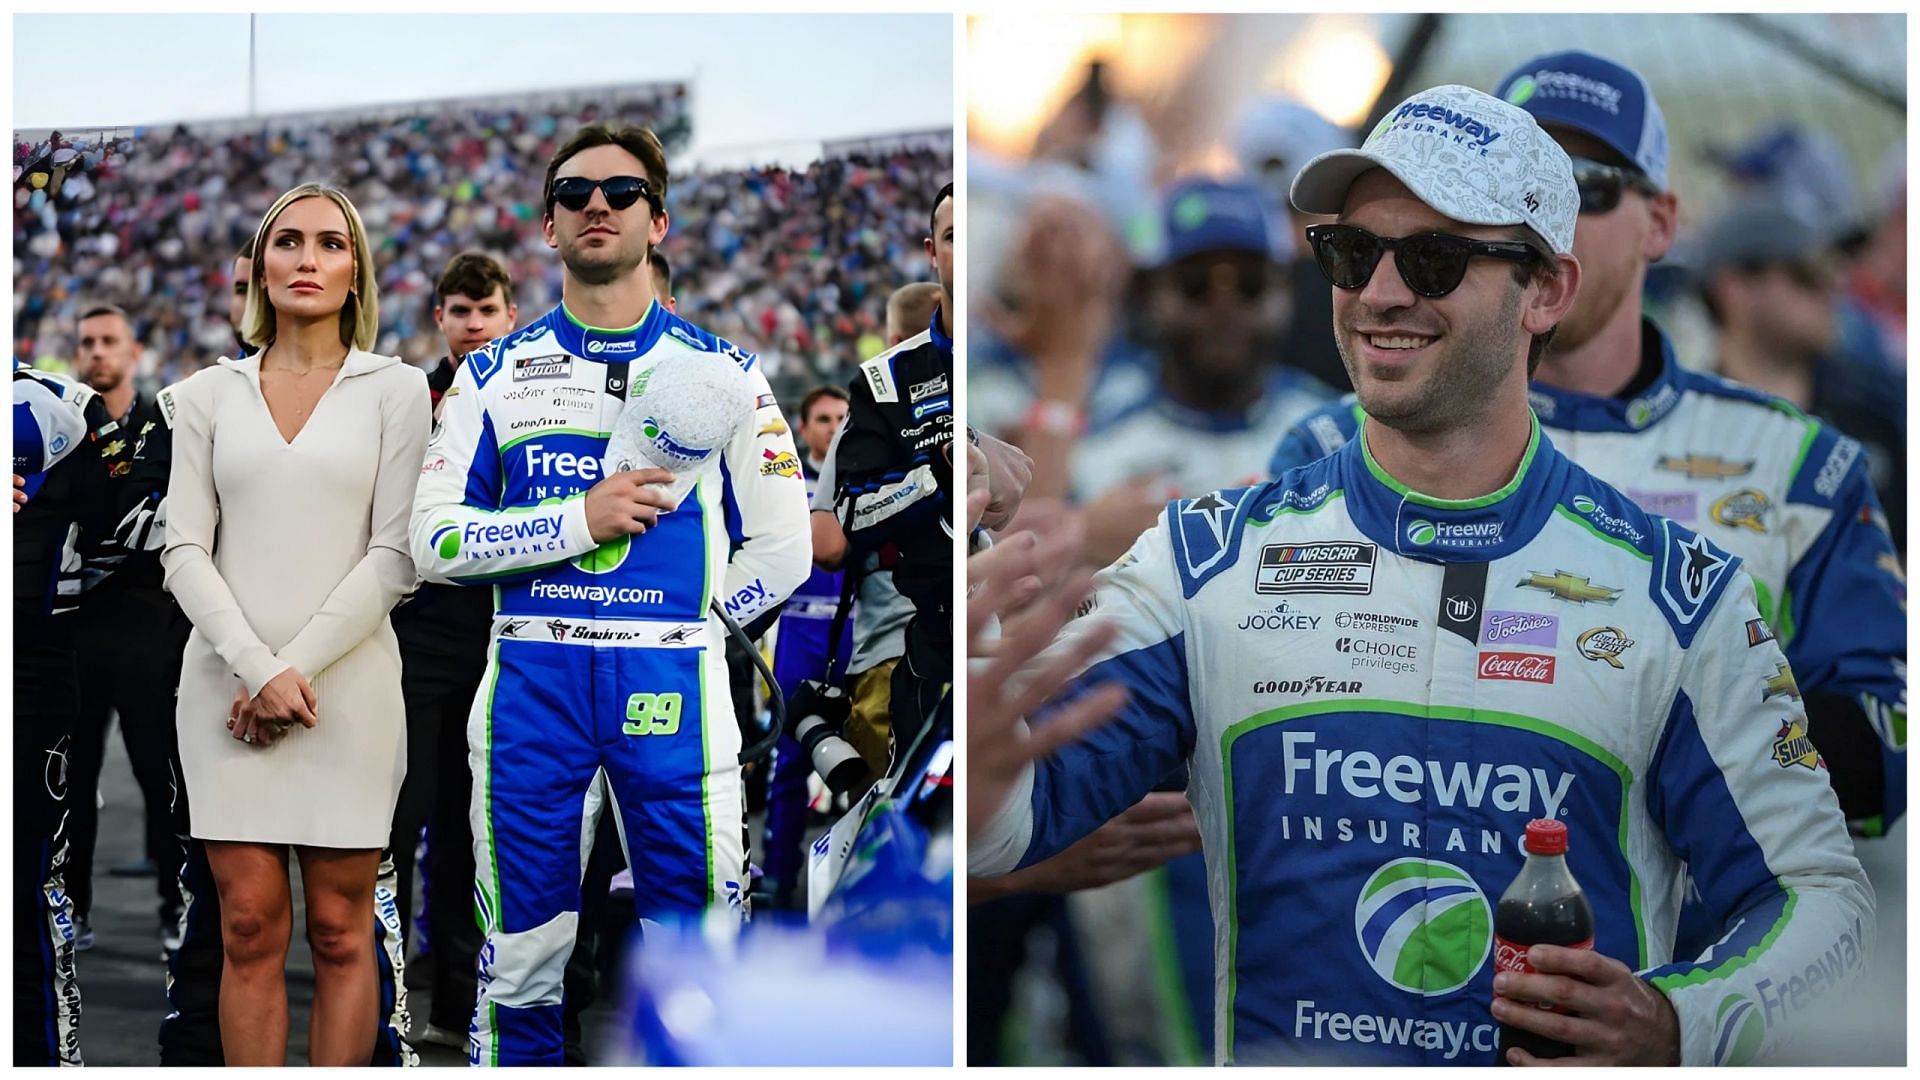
[1355,858,1491,996]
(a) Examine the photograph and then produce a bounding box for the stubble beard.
[562,234,647,288]
[1340,285,1524,436]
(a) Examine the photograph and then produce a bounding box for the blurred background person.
[1232,95,1353,392]
[65,304,187,956]
[387,251,517,1050]
[649,248,677,314]
[161,184,428,1066]
[1694,200,1907,551]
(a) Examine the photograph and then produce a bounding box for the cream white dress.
[161,350,429,847]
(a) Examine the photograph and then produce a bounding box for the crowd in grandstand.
[14,87,948,402]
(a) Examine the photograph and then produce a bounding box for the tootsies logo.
[1482,611,1557,648]
[1478,652,1556,684]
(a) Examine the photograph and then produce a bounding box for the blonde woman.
[161,183,427,1066]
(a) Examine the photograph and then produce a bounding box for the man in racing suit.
[1270,50,1906,840]
[410,122,811,1066]
[972,86,1872,1066]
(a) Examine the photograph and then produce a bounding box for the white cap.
[1290,84,1579,254]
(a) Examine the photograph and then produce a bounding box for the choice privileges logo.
[1354,858,1492,996]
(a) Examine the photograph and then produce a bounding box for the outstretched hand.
[967,509,1127,835]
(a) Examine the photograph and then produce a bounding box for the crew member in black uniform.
[15,358,135,1065]
[64,304,190,954]
[833,183,957,761]
[390,251,518,1049]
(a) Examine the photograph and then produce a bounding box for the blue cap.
[1493,51,1669,192]
[1160,178,1273,265]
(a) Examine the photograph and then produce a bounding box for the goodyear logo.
[1354,858,1491,996]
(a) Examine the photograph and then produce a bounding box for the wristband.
[1024,398,1085,439]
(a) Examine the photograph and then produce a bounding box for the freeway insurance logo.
[1354,858,1491,996]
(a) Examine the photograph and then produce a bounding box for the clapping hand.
[967,491,1129,834]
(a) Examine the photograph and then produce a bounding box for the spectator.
[1696,199,1906,553]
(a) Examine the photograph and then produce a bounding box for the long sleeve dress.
[160,349,428,847]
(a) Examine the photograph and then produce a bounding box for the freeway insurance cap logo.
[1355,858,1491,996]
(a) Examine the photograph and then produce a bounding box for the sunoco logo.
[1354,858,1491,996]
[1714,993,1765,1066]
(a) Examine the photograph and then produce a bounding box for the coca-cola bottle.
[1494,819,1594,1064]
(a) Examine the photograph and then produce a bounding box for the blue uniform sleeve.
[1776,434,1907,830]
[969,512,1197,875]
[1267,396,1360,477]
[1640,571,1874,1064]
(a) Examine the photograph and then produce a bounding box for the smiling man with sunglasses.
[972,84,1871,1066]
[410,122,811,1065]
[1272,52,1906,851]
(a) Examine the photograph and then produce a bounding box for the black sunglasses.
[549,175,659,214]
[1570,156,1659,216]
[1170,259,1272,302]
[1305,223,1542,299]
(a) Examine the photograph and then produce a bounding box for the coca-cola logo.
[1478,651,1556,684]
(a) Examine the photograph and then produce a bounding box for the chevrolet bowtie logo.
[1762,662,1800,703]
[1519,570,1622,605]
[1656,454,1753,480]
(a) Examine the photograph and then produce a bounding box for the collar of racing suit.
[550,299,670,362]
[1339,410,1574,565]
[1525,318,1685,434]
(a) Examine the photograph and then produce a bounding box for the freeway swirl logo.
[1406,519,1438,545]
[430,520,461,559]
[1713,992,1764,1065]
[1354,858,1491,996]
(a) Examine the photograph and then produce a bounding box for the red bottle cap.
[1523,818,1568,855]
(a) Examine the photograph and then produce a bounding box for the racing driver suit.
[1270,320,1906,833]
[411,302,811,1065]
[972,415,1873,1065]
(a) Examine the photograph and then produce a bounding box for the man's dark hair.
[544,122,669,217]
[648,249,672,293]
[799,384,850,422]
[437,251,514,305]
[1505,227,1563,376]
[79,303,132,328]
[929,181,953,238]
[236,235,254,262]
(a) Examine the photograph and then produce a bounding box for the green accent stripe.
[700,657,714,902]
[1552,505,1654,561]
[1775,586,1797,648]
[1650,887,1799,992]
[1783,414,1821,485]
[480,637,504,1067]
[1359,413,1541,509]
[1145,867,1206,1065]
[498,427,613,453]
[1219,698,1645,1060]
[562,300,654,334]
[1363,857,1470,900]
